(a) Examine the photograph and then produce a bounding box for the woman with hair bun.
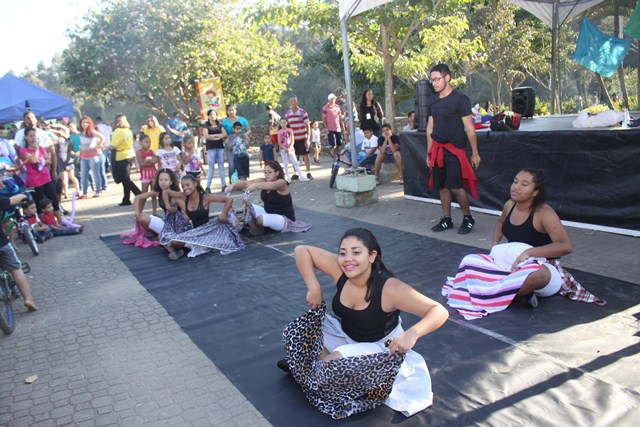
[278,227,448,418]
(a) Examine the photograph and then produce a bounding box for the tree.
[61,0,300,121]
[469,1,548,110]
[253,0,482,121]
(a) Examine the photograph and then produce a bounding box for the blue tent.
[0,73,74,123]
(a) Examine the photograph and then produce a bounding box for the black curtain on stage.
[400,130,640,231]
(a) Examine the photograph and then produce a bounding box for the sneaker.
[118,201,132,206]
[277,358,291,374]
[306,172,313,180]
[77,225,85,234]
[458,215,475,234]
[431,217,453,232]
[168,249,184,261]
[291,174,299,180]
[525,293,539,309]
[249,225,265,237]
[205,188,211,194]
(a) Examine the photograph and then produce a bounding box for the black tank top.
[186,191,209,227]
[502,203,553,247]
[332,270,400,342]
[260,187,295,221]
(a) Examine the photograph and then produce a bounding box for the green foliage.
[252,0,481,120]
[62,0,300,120]
[470,0,548,108]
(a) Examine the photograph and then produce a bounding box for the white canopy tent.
[508,0,606,114]
[338,1,394,168]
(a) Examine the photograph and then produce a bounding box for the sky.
[0,0,95,76]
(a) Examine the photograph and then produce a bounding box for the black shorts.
[431,151,463,189]
[327,131,343,148]
[293,140,309,156]
[234,155,250,179]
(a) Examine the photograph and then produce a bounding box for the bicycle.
[0,263,29,335]
[329,149,375,188]
[0,180,39,256]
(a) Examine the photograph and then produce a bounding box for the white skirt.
[322,313,433,417]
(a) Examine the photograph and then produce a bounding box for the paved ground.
[1,156,638,426]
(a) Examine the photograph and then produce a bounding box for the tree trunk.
[596,74,614,110]
[614,7,629,108]
[381,25,396,127]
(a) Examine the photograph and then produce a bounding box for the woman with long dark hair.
[278,228,448,418]
[201,109,228,192]
[110,114,141,206]
[225,161,310,236]
[161,174,244,259]
[358,89,385,137]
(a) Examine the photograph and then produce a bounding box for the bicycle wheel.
[20,223,39,256]
[329,162,339,189]
[0,274,15,334]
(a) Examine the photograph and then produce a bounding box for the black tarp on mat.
[102,208,640,426]
[400,128,640,231]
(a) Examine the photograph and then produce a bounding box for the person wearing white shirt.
[360,126,379,172]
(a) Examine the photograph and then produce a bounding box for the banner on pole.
[195,78,226,121]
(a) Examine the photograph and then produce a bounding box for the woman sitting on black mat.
[278,228,448,418]
[224,161,310,236]
[161,174,245,260]
[442,168,605,319]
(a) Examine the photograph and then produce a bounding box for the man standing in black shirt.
[426,64,480,234]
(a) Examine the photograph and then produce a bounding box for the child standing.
[181,135,205,182]
[227,122,250,181]
[259,134,276,167]
[156,132,182,176]
[277,118,305,181]
[21,200,53,242]
[310,120,321,164]
[137,134,158,215]
[38,198,83,236]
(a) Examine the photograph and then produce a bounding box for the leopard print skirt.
[283,304,406,419]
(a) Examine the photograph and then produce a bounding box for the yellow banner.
[195,78,226,121]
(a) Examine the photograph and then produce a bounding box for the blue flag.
[574,17,631,78]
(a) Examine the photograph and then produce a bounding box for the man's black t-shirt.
[427,90,472,149]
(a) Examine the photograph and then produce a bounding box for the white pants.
[535,263,563,297]
[252,204,285,231]
[149,215,165,234]
[280,151,303,181]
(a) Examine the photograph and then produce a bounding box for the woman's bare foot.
[24,300,38,311]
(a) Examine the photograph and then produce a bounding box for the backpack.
[489,110,522,131]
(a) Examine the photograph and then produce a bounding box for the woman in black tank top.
[160,174,244,259]
[493,168,573,297]
[225,161,310,235]
[277,228,448,416]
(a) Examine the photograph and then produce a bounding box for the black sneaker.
[458,215,475,234]
[277,358,291,374]
[431,217,453,232]
[306,172,313,180]
[291,174,299,180]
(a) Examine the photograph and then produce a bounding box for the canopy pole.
[341,16,359,173]
[550,0,558,115]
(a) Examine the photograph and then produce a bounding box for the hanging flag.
[574,17,631,78]
[624,1,640,40]
[195,78,226,121]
